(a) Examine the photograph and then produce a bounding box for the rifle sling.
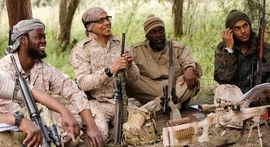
[9,83,20,114]
[215,120,247,147]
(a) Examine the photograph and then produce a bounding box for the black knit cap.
[225,10,251,28]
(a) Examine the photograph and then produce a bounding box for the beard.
[149,40,165,51]
[27,42,47,59]
[234,36,251,47]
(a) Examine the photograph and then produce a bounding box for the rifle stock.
[11,55,61,147]
[163,104,270,146]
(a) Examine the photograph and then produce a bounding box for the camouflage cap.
[82,7,106,31]
[5,18,45,54]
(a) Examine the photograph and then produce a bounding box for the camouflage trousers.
[0,131,21,147]
[0,103,80,147]
[89,98,141,141]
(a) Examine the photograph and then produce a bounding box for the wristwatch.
[104,67,113,77]
[224,47,234,53]
[14,111,24,127]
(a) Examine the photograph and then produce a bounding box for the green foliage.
[1,0,270,86]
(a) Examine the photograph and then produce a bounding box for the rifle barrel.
[11,55,54,147]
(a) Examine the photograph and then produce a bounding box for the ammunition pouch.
[123,108,160,146]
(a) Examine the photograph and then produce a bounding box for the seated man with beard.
[1,18,103,147]
[126,14,202,114]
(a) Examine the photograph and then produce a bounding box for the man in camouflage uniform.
[215,10,270,93]
[69,7,141,141]
[126,14,202,111]
[0,73,80,147]
[197,10,270,105]
[1,18,103,147]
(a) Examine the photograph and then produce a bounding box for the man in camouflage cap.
[0,71,80,146]
[0,18,103,147]
[69,7,141,142]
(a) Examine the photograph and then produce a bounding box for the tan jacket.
[129,40,202,79]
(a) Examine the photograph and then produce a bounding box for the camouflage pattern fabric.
[89,98,141,141]
[69,32,139,103]
[69,32,140,141]
[0,103,63,147]
[0,52,91,125]
[214,31,270,93]
[123,108,160,146]
[0,131,21,147]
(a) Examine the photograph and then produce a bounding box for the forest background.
[0,0,269,96]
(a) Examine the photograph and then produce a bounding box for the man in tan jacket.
[127,14,202,112]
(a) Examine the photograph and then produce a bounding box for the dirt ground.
[78,104,270,147]
[155,108,270,147]
[51,87,270,147]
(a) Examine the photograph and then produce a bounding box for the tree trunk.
[6,0,32,30]
[172,0,184,37]
[58,0,80,52]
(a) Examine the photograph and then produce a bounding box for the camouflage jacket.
[214,31,270,93]
[69,32,139,103]
[0,74,27,101]
[0,53,91,114]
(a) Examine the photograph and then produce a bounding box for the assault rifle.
[254,0,266,86]
[160,40,181,120]
[163,101,270,147]
[249,0,270,120]
[11,55,62,147]
[113,33,128,146]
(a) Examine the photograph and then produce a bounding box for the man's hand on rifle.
[122,50,133,69]
[181,66,198,89]
[263,89,270,97]
[110,56,130,73]
[20,118,43,147]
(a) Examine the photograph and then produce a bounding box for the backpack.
[123,108,159,146]
[214,84,243,107]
